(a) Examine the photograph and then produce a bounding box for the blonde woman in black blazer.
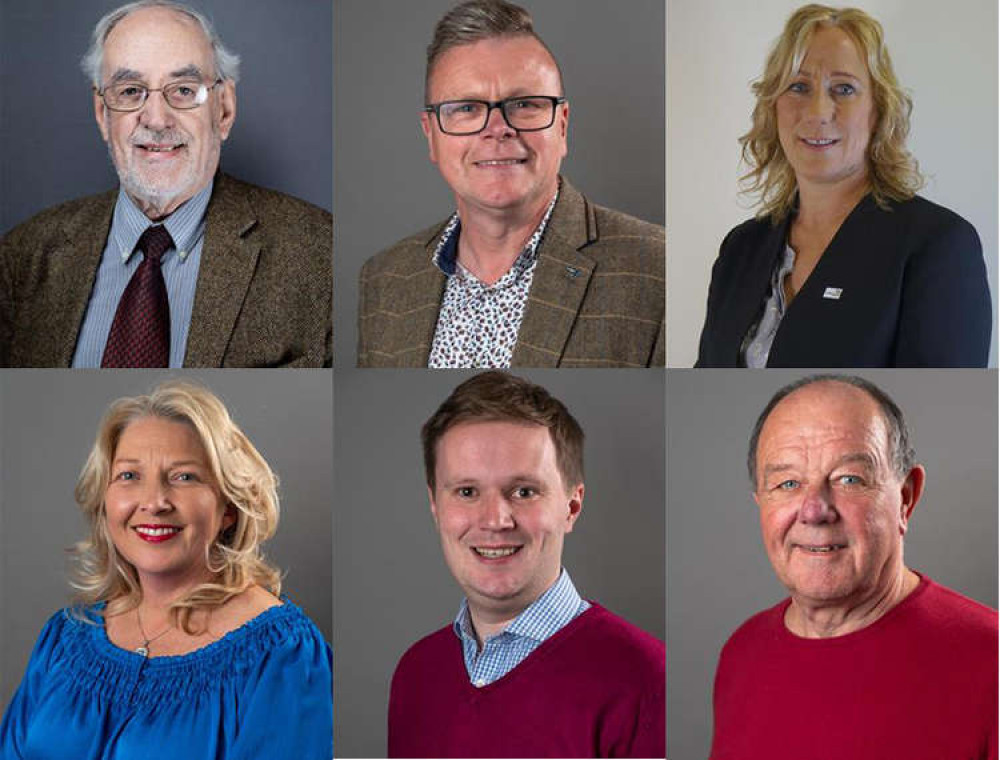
[696,5,990,368]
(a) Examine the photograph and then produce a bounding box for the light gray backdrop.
[334,369,666,757]
[0,370,333,709]
[667,0,1000,366]
[0,0,333,236]
[334,0,666,366]
[666,369,999,760]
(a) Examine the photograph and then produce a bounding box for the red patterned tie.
[101,225,173,367]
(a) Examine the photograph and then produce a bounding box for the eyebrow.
[170,65,204,79]
[105,65,205,85]
[795,68,863,81]
[831,452,877,470]
[111,458,206,468]
[106,68,144,85]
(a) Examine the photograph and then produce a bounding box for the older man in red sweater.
[388,371,665,758]
[710,375,998,760]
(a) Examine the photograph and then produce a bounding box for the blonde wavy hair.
[71,380,281,633]
[740,4,923,221]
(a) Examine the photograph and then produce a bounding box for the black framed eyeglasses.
[96,79,223,112]
[423,95,567,135]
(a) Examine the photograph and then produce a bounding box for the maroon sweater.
[710,575,998,760]
[388,604,665,758]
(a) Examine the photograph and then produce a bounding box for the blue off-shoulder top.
[0,600,332,759]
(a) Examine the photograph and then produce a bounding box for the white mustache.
[130,128,189,147]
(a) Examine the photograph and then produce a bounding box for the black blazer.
[696,194,991,367]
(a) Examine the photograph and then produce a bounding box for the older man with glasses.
[0,0,332,368]
[358,0,665,368]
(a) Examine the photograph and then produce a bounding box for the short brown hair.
[422,371,584,490]
[425,0,563,101]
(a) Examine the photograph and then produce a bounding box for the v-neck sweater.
[388,603,665,758]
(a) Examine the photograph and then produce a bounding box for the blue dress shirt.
[71,182,212,368]
[453,569,589,687]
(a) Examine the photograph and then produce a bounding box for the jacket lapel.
[184,174,260,367]
[48,194,115,366]
[512,181,596,367]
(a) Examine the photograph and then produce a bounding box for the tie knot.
[137,225,174,263]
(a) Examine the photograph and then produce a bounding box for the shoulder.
[361,221,448,281]
[212,173,332,234]
[911,577,997,644]
[1,191,116,250]
[718,599,787,661]
[718,214,777,256]
[562,605,664,689]
[392,624,456,681]
[590,203,665,246]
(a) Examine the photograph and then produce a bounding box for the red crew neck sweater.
[388,603,665,758]
[710,574,998,760]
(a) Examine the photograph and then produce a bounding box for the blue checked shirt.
[71,181,212,368]
[453,569,590,687]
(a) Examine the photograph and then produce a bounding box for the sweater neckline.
[457,603,606,696]
[774,571,931,646]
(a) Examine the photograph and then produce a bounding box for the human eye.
[172,471,199,483]
[786,81,809,94]
[775,479,799,491]
[112,82,146,101]
[511,485,539,499]
[455,485,477,499]
[831,82,856,97]
[835,473,864,486]
[113,469,138,482]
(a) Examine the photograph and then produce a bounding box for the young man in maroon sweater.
[388,371,665,758]
[710,375,998,760]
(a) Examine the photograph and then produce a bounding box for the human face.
[105,416,233,591]
[94,6,236,219]
[754,383,922,614]
[429,421,582,622]
[421,36,568,221]
[776,26,876,193]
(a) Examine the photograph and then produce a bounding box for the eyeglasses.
[423,95,567,136]
[96,79,223,112]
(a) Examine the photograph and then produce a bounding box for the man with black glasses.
[0,0,331,368]
[358,0,665,368]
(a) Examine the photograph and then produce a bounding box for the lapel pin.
[822,287,843,300]
[565,266,581,278]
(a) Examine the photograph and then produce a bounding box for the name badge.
[823,287,843,300]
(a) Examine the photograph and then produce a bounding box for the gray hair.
[425,0,562,101]
[81,0,240,87]
[747,374,916,489]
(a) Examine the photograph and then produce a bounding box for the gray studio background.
[0,370,333,709]
[0,0,332,236]
[666,369,999,760]
[334,370,666,757]
[334,0,666,366]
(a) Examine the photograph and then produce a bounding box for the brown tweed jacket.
[0,173,332,367]
[358,180,664,367]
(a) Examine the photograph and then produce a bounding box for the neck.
[137,566,215,619]
[786,565,920,638]
[794,173,870,231]
[455,191,554,285]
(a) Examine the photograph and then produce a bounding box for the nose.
[138,90,174,131]
[798,483,838,524]
[805,89,834,123]
[139,478,172,514]
[480,492,515,531]
[481,103,516,140]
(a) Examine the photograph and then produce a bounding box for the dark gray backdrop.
[334,369,666,757]
[0,0,333,236]
[666,369,999,760]
[0,370,333,709]
[334,0,666,366]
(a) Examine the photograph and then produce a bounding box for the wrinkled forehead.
[102,6,214,82]
[759,383,889,461]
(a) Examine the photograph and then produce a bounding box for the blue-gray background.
[0,0,333,236]
[0,370,333,710]
[334,369,666,757]
[666,369,999,759]
[334,0,666,366]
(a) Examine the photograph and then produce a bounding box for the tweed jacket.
[358,180,665,367]
[696,194,991,368]
[0,173,332,367]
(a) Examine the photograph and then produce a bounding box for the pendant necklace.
[135,607,171,657]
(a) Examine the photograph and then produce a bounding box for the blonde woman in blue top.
[0,381,332,759]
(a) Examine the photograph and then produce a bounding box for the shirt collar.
[452,568,584,646]
[110,180,214,265]
[432,188,560,280]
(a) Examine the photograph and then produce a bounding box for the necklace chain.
[135,607,172,657]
